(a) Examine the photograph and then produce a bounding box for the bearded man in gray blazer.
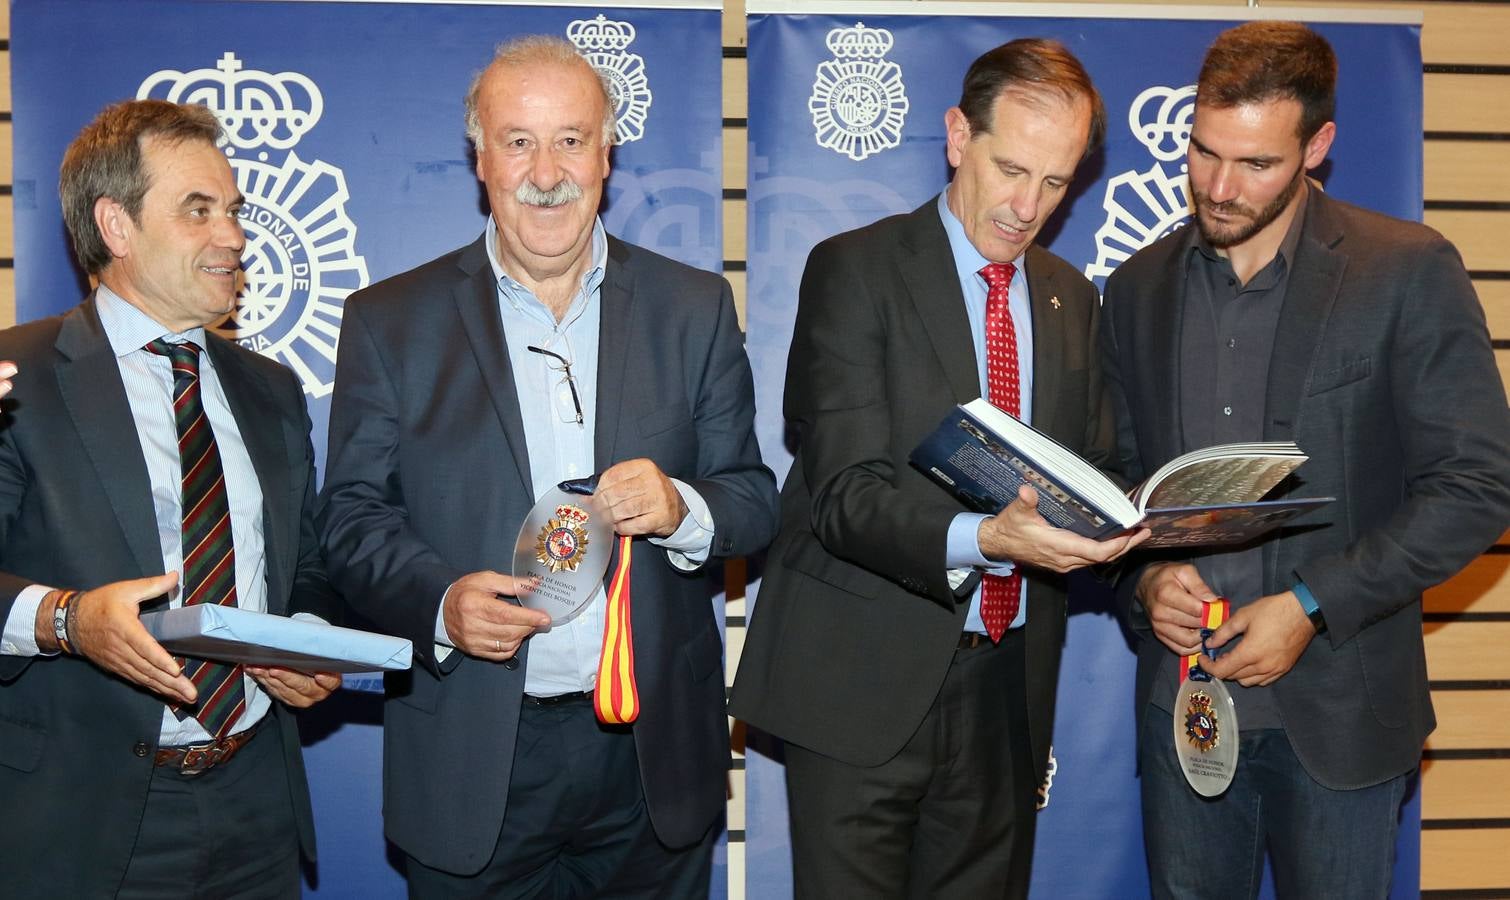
[0,100,342,897]
[1101,22,1510,899]
[318,36,777,898]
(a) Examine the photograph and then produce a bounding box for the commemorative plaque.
[512,485,612,626]
[1174,598,1240,796]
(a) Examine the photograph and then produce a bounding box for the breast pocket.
[1306,357,1372,396]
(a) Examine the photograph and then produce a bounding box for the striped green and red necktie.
[145,339,246,740]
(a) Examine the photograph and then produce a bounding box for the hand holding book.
[977,483,1150,572]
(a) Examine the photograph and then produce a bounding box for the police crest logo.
[536,504,593,574]
[1083,84,1197,289]
[809,22,909,162]
[137,53,370,398]
[1183,688,1220,753]
[569,14,653,144]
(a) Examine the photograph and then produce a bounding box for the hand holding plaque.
[1174,598,1239,796]
[512,480,614,626]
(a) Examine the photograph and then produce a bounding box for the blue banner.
[13,1,723,895]
[743,5,1422,897]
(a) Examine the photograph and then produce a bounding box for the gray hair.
[464,35,617,152]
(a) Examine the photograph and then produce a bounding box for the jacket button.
[503,658,519,670]
[132,741,149,758]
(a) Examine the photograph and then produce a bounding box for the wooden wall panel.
[1425,74,1510,134]
[1423,210,1510,273]
[1426,690,1510,749]
[1426,142,1510,203]
[1482,280,1510,338]
[1424,622,1510,681]
[724,126,746,191]
[1421,759,1510,821]
[1426,554,1510,614]
[1422,830,1510,891]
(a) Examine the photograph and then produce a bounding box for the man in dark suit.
[0,100,343,897]
[729,40,1145,898]
[317,36,778,897]
[1101,22,1510,898]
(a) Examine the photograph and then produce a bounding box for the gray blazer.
[317,234,778,875]
[729,197,1113,784]
[0,296,337,896]
[1101,187,1510,789]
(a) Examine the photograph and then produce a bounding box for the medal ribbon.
[593,534,639,724]
[1179,598,1230,683]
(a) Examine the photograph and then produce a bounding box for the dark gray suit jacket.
[729,197,1113,783]
[1102,187,1510,789]
[317,234,778,875]
[0,296,338,896]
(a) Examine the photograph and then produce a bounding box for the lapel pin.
[1050,296,1061,310]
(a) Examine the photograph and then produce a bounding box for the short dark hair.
[59,99,222,275]
[957,38,1107,160]
[1197,21,1337,142]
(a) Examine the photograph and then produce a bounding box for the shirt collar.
[484,215,608,315]
[937,191,1026,289]
[94,284,210,359]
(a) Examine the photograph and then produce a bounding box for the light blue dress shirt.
[938,191,1033,633]
[0,285,275,742]
[432,218,715,696]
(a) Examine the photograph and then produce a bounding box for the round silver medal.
[1173,674,1239,797]
[511,486,612,626]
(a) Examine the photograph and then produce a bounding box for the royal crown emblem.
[809,22,909,161]
[1083,85,1197,289]
[137,53,370,397]
[536,504,593,573]
[1183,688,1221,753]
[569,15,653,144]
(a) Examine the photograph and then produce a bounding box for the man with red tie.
[0,99,342,897]
[731,39,1144,898]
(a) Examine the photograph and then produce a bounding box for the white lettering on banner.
[570,15,653,144]
[1083,84,1197,289]
[810,23,908,162]
[137,53,370,397]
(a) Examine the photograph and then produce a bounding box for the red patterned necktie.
[979,262,1022,642]
[146,339,246,739]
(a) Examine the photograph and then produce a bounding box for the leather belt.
[522,691,592,707]
[154,720,262,777]
[958,632,994,650]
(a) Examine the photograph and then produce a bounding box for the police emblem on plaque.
[137,53,370,397]
[536,504,593,574]
[1183,688,1220,752]
[569,15,653,144]
[809,22,909,162]
[1083,85,1197,289]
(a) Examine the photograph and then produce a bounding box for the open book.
[909,399,1332,548]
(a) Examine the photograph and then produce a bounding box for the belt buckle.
[176,740,233,777]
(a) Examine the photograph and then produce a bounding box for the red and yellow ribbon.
[594,535,639,724]
[1179,598,1231,683]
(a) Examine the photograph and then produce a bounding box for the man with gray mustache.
[318,35,778,898]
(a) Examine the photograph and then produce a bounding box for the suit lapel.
[452,236,534,496]
[1140,236,1190,461]
[898,199,981,405]
[1265,191,1346,442]
[54,298,162,576]
[1024,246,1062,437]
[205,337,291,610]
[595,238,633,470]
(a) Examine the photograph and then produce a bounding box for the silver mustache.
[516,178,583,208]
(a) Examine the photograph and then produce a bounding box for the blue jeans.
[1138,703,1409,900]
